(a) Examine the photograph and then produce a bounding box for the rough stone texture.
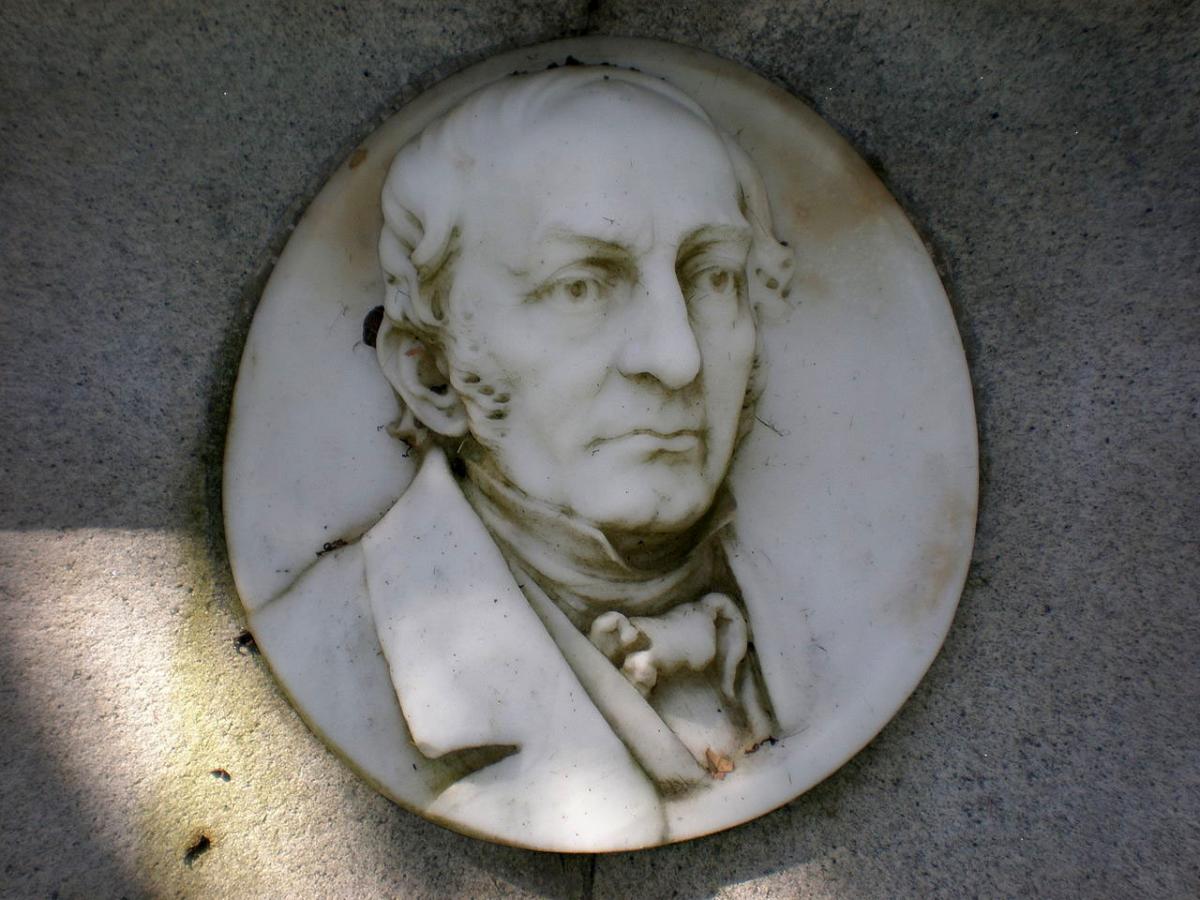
[0,1,1195,897]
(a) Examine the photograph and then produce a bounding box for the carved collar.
[459,447,737,627]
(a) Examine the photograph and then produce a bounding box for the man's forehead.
[448,81,749,256]
[473,149,743,253]
[537,178,744,253]
[460,192,748,271]
[528,219,751,259]
[523,101,734,184]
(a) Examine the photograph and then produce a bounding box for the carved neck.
[457,445,734,626]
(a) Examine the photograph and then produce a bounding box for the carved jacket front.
[251,450,801,850]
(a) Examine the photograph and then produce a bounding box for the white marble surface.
[223,37,977,851]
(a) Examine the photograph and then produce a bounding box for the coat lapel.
[361,449,596,759]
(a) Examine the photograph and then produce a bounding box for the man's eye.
[690,265,740,299]
[707,268,735,293]
[551,277,603,305]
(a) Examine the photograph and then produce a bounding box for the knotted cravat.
[589,592,748,701]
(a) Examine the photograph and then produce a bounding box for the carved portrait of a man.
[251,67,800,848]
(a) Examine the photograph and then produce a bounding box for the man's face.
[442,88,757,534]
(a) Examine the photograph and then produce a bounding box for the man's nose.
[616,262,702,390]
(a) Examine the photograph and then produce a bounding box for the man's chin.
[570,471,716,535]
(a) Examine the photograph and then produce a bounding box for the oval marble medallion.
[224,37,977,851]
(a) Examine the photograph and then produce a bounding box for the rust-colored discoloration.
[183,831,213,867]
[786,180,892,244]
[705,747,735,780]
[783,269,829,301]
[747,107,906,263]
[887,466,978,629]
[347,147,368,169]
[912,539,961,617]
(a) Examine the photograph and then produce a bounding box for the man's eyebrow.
[511,230,638,284]
[676,225,753,270]
[678,224,753,253]
[535,229,636,258]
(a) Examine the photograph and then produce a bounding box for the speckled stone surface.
[1,1,1196,897]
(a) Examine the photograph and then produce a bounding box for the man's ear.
[376,321,468,438]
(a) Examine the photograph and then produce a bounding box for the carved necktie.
[588,592,748,701]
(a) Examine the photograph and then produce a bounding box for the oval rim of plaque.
[223,35,979,851]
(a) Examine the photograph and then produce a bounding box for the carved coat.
[250,450,798,850]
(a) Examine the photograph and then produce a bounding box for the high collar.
[458,445,736,626]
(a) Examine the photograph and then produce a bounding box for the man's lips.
[587,428,704,452]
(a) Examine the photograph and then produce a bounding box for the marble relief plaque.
[223,37,978,851]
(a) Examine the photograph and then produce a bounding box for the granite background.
[1,1,1196,897]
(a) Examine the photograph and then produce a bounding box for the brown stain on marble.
[890,472,978,629]
[761,120,899,245]
[753,126,905,314]
[787,176,893,241]
[912,537,961,619]
[784,268,831,302]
